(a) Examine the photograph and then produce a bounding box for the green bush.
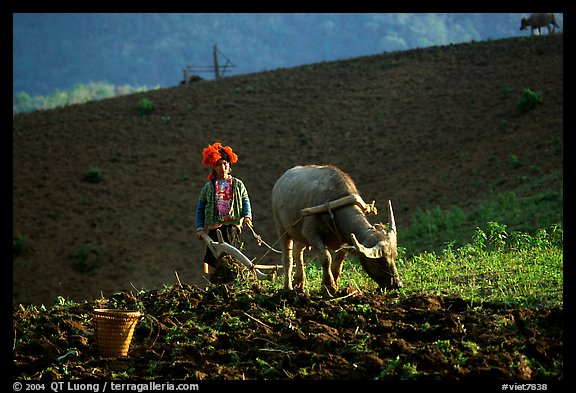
[508,154,522,169]
[83,167,103,183]
[13,235,26,256]
[516,88,543,114]
[72,244,101,273]
[139,97,154,116]
[501,83,511,99]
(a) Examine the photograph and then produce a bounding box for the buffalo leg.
[281,237,294,290]
[315,246,337,296]
[331,249,347,286]
[293,242,308,290]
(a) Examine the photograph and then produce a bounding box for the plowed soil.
[13,284,563,380]
[12,34,563,381]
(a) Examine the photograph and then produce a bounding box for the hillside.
[12,34,563,306]
[15,13,548,98]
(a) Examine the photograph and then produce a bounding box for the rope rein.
[246,224,282,254]
[246,215,305,264]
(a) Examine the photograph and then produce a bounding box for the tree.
[13,91,33,114]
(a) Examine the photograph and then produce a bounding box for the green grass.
[294,221,562,309]
[398,223,563,308]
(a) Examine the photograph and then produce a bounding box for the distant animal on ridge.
[520,13,560,35]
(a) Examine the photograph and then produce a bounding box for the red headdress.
[201,142,238,179]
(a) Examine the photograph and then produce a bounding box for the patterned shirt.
[196,176,251,231]
[214,177,233,222]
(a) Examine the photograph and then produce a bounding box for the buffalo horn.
[388,200,397,234]
[350,233,385,259]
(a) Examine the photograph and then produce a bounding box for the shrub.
[13,235,26,256]
[83,167,103,183]
[72,244,101,273]
[501,83,511,99]
[139,97,154,116]
[516,88,543,114]
[508,154,522,169]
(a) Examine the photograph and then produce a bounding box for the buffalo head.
[348,200,403,290]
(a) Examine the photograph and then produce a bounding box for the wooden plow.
[200,229,283,281]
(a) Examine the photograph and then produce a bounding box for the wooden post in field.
[213,44,220,79]
[182,67,190,84]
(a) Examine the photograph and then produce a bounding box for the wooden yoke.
[301,194,378,217]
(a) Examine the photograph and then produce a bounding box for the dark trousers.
[203,225,241,268]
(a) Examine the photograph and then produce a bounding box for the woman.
[195,142,252,282]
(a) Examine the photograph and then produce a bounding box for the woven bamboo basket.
[93,309,141,357]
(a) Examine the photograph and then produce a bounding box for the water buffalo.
[520,13,560,35]
[272,165,402,295]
